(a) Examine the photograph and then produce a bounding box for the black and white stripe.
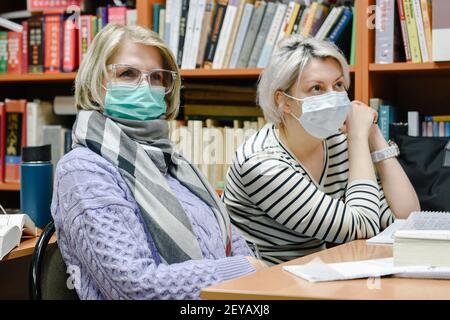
[223,123,394,265]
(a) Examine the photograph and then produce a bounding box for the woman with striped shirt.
[223,36,420,265]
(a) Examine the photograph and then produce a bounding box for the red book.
[0,103,5,182]
[21,21,28,74]
[4,99,27,184]
[63,18,79,72]
[78,15,93,65]
[28,15,44,73]
[397,0,412,62]
[27,0,83,12]
[108,7,127,25]
[7,32,22,74]
[44,14,63,73]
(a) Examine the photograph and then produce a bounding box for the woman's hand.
[345,101,378,141]
[246,256,268,271]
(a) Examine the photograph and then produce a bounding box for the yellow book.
[286,3,300,35]
[301,2,318,37]
[403,0,422,63]
[432,115,450,122]
[420,0,432,61]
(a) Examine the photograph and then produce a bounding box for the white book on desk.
[0,214,37,260]
[366,219,406,245]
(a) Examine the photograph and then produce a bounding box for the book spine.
[349,6,357,65]
[188,0,206,69]
[79,15,92,65]
[108,6,127,26]
[276,1,296,44]
[412,0,429,61]
[159,8,166,40]
[291,5,305,35]
[301,2,318,37]
[223,0,248,69]
[28,15,44,73]
[236,0,266,68]
[153,4,161,32]
[229,3,254,69]
[7,32,22,74]
[327,7,352,43]
[0,32,8,74]
[28,0,82,12]
[44,14,63,73]
[375,0,395,64]
[379,105,390,140]
[165,0,173,45]
[170,1,182,60]
[285,3,300,36]
[196,0,216,68]
[420,0,432,60]
[0,103,4,182]
[4,100,27,183]
[248,1,276,68]
[315,6,338,40]
[397,0,412,61]
[126,9,137,26]
[212,1,238,69]
[63,17,78,72]
[403,0,422,62]
[177,0,190,67]
[21,21,29,74]
[407,111,419,136]
[181,0,198,69]
[310,4,330,37]
[257,3,287,68]
[203,0,229,69]
[432,115,450,122]
[446,122,450,137]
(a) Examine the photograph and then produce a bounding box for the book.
[394,211,450,268]
[276,1,298,44]
[4,99,27,184]
[153,3,161,32]
[28,15,44,73]
[53,96,77,115]
[257,2,287,68]
[79,15,94,64]
[0,103,5,182]
[159,8,166,40]
[247,1,276,68]
[378,104,396,140]
[366,219,406,245]
[164,0,175,48]
[7,32,22,74]
[403,0,422,63]
[407,111,419,136]
[327,6,352,43]
[44,14,63,73]
[181,0,199,69]
[126,9,137,26]
[62,17,79,72]
[309,3,330,37]
[291,4,305,35]
[108,6,127,25]
[349,6,357,66]
[203,0,229,69]
[237,0,266,68]
[432,0,450,62]
[43,125,67,171]
[177,0,190,67]
[26,100,57,147]
[187,0,207,69]
[0,213,37,260]
[27,0,83,12]
[21,21,28,74]
[315,6,343,41]
[420,0,432,61]
[411,0,429,62]
[169,0,183,61]
[301,1,318,37]
[196,0,216,68]
[0,32,8,74]
[375,0,404,63]
[212,0,238,69]
[229,3,254,69]
[396,0,412,62]
[96,6,108,31]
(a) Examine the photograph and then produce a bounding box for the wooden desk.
[1,233,57,262]
[201,240,450,300]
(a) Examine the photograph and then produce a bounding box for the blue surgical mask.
[104,82,167,121]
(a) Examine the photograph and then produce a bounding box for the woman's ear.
[275,90,292,115]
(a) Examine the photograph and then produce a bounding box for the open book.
[0,214,37,260]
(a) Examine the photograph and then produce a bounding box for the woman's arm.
[54,155,255,300]
[369,124,421,219]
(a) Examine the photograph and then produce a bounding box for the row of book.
[0,5,136,74]
[0,99,73,184]
[370,98,450,139]
[168,117,266,189]
[375,0,450,63]
[153,0,356,70]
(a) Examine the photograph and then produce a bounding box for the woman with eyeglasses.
[51,24,265,300]
[222,36,420,266]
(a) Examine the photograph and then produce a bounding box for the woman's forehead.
[300,58,343,82]
[109,40,164,70]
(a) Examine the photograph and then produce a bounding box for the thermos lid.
[22,145,52,162]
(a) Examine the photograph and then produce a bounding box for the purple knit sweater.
[51,147,255,300]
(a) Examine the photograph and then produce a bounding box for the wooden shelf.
[369,62,450,73]
[0,183,20,191]
[0,72,78,82]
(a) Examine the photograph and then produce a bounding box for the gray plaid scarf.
[72,110,232,264]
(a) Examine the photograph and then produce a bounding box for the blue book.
[153,4,161,33]
[327,7,353,43]
[432,121,439,137]
[378,105,396,140]
[446,122,450,137]
[96,7,108,31]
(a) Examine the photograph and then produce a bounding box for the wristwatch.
[371,140,400,163]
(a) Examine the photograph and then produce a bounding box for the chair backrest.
[29,221,79,300]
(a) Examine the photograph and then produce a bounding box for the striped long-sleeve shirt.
[223,123,395,265]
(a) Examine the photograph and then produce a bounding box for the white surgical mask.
[284,90,352,139]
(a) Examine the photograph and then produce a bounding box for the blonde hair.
[75,24,181,120]
[257,35,351,126]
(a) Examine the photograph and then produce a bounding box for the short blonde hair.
[75,24,181,120]
[257,35,351,126]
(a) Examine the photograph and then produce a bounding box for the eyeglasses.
[107,64,177,94]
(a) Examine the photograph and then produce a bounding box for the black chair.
[29,221,79,300]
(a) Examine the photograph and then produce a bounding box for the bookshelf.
[0,0,447,194]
